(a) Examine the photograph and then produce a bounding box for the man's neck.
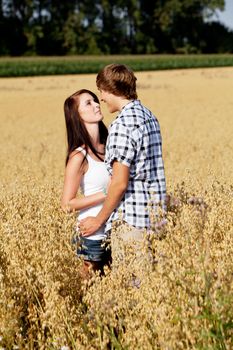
[116,97,134,112]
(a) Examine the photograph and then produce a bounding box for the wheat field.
[0,68,233,349]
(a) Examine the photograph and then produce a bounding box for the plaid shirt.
[105,99,166,232]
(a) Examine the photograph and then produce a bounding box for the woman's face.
[78,93,103,124]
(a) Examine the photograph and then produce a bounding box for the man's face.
[99,90,119,113]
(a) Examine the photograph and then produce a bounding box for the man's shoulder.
[108,118,129,135]
[109,100,157,132]
[124,100,155,120]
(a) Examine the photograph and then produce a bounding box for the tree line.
[0,0,233,56]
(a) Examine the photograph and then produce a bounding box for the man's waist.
[129,177,162,185]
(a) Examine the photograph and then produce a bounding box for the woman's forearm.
[62,191,106,212]
[78,162,129,237]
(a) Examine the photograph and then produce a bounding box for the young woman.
[61,89,110,277]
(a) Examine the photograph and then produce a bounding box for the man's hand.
[79,216,102,237]
[79,162,129,237]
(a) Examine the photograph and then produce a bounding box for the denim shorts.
[72,235,111,263]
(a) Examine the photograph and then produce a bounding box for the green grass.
[0,54,233,77]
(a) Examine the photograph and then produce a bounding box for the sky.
[213,0,233,30]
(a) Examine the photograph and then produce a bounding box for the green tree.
[143,0,225,53]
[127,0,225,53]
[0,0,229,55]
[0,0,32,55]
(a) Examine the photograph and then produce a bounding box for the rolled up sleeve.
[105,123,135,172]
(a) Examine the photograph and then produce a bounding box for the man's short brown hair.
[96,64,138,100]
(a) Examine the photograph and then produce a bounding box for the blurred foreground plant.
[0,180,232,349]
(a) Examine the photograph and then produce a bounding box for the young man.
[79,64,166,265]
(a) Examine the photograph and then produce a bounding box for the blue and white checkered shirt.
[105,99,166,232]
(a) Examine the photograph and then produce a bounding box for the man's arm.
[79,162,129,236]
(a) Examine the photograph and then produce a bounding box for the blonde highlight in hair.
[96,64,138,100]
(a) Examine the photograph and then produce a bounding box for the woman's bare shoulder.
[69,145,86,159]
[67,146,87,172]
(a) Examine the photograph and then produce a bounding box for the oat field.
[0,68,233,349]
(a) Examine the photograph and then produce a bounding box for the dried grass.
[0,68,233,349]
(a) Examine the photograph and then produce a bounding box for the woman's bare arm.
[79,161,129,235]
[61,152,106,212]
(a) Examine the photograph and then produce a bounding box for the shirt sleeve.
[105,122,136,172]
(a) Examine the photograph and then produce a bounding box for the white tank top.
[76,147,109,240]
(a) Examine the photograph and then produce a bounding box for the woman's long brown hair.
[64,89,108,165]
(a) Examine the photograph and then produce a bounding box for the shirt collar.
[117,99,140,119]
